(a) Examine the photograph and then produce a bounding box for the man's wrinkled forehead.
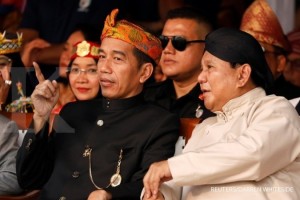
[99,37,134,58]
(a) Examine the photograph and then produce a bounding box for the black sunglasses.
[159,35,205,51]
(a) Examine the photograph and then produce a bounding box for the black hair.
[165,6,215,31]
[132,48,156,68]
[229,61,274,94]
[132,48,157,85]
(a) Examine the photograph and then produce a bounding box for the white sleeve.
[140,180,181,200]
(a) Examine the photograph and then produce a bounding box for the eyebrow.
[72,61,97,67]
[100,48,126,55]
[112,50,126,57]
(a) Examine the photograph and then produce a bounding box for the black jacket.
[144,79,214,119]
[16,94,179,200]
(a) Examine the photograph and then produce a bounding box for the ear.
[276,55,287,73]
[139,63,153,83]
[236,64,251,88]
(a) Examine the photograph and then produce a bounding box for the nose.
[198,69,207,84]
[98,59,112,74]
[75,69,89,83]
[165,39,175,52]
[76,76,88,84]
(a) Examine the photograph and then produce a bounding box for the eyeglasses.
[0,56,12,69]
[159,35,205,51]
[68,67,98,76]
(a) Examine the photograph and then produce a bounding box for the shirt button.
[72,171,80,178]
[59,196,66,200]
[97,120,104,126]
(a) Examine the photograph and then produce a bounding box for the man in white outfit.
[142,27,300,200]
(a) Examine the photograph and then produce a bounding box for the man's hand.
[143,160,172,199]
[21,37,64,68]
[143,191,165,200]
[87,189,112,200]
[31,62,59,132]
[21,38,50,68]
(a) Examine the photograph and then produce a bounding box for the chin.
[204,101,214,112]
[101,92,113,99]
[75,94,89,101]
[77,97,87,101]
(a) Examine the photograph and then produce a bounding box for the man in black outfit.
[144,7,214,119]
[16,9,179,200]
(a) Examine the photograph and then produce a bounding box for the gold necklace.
[83,146,123,189]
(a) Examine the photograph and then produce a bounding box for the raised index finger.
[33,62,45,83]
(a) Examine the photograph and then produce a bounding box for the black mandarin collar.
[102,93,144,111]
[162,79,201,100]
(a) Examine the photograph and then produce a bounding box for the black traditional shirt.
[144,79,214,119]
[17,94,179,200]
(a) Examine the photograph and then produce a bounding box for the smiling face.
[198,51,254,112]
[68,57,100,100]
[98,38,152,99]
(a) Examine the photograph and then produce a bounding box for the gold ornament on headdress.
[76,41,91,57]
[0,31,23,54]
[71,40,100,60]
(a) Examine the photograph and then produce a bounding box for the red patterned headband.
[101,9,162,65]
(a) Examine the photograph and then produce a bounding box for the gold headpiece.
[0,31,22,54]
[71,40,100,60]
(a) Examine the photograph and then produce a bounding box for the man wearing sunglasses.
[144,7,214,120]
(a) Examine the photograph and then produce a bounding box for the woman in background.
[52,24,101,114]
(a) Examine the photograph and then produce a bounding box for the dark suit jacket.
[0,114,23,195]
[16,94,179,200]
